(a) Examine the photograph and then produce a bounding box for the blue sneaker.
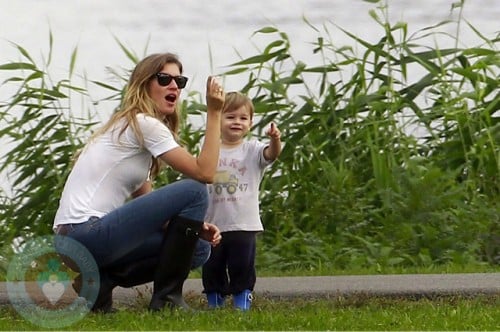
[233,289,252,311]
[206,292,225,308]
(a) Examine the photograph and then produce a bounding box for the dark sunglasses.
[155,73,188,89]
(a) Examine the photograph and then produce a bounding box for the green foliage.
[0,1,498,277]
[219,3,498,270]
[0,296,498,330]
[0,42,97,249]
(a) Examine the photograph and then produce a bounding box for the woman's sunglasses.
[155,73,188,89]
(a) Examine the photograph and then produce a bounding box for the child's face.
[221,105,252,144]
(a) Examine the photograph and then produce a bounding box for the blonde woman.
[53,53,224,313]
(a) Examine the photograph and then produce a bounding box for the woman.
[53,53,224,313]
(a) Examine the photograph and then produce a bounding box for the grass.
[0,295,498,330]
[3,261,499,282]
[191,262,500,278]
[1,263,498,330]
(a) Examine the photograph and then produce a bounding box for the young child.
[201,91,282,311]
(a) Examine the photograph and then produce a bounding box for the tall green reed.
[0,1,498,276]
[0,36,96,247]
[220,1,498,269]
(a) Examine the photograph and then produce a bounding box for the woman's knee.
[183,178,208,199]
[177,179,209,219]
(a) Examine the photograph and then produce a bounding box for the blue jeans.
[60,179,211,269]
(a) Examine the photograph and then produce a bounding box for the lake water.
[0,0,498,191]
[1,0,498,94]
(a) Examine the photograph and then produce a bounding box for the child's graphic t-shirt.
[205,140,273,232]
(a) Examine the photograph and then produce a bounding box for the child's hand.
[266,122,281,140]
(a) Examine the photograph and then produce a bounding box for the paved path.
[182,273,500,300]
[1,273,498,306]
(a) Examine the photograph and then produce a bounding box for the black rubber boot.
[111,256,158,288]
[148,216,203,312]
[98,257,159,313]
[72,270,115,313]
[92,271,116,313]
[73,258,158,313]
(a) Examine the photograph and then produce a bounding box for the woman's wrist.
[206,107,223,114]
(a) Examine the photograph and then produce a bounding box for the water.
[1,0,498,95]
[0,0,498,191]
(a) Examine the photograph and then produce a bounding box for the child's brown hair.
[222,91,255,119]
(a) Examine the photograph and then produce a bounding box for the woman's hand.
[206,76,225,112]
[131,180,152,198]
[200,222,222,246]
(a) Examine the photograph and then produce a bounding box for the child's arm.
[264,122,282,161]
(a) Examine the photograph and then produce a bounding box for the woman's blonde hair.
[89,53,184,178]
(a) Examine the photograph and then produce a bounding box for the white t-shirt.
[53,114,179,229]
[204,140,273,232]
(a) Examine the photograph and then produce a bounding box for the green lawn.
[1,264,498,330]
[1,295,498,331]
